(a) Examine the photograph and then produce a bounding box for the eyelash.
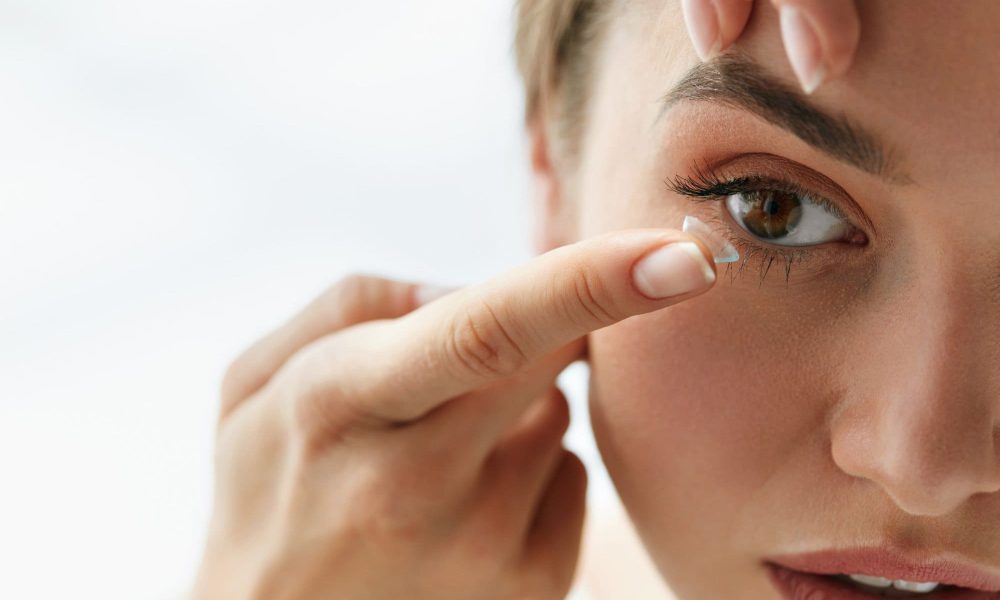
[665,168,853,287]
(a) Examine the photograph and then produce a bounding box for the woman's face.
[550,2,1000,598]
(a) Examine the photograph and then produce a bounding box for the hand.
[681,0,860,93]
[190,229,718,600]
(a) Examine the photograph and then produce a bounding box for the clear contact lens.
[682,215,739,264]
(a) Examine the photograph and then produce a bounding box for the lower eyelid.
[665,162,873,286]
[689,198,850,286]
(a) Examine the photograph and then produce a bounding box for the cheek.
[588,300,776,514]
[589,295,826,493]
[586,294,840,590]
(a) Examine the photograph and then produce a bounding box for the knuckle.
[444,299,530,379]
[327,271,373,313]
[356,499,427,557]
[283,341,354,447]
[219,354,250,408]
[323,272,413,328]
[519,392,572,444]
[532,573,574,600]
[566,265,622,328]
[516,564,573,600]
[349,462,443,556]
[219,341,268,411]
[336,271,371,294]
[547,392,571,437]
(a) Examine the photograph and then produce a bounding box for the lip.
[765,563,1000,600]
[763,547,1000,594]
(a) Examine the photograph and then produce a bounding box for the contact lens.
[682,215,739,264]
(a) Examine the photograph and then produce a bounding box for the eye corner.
[845,228,869,246]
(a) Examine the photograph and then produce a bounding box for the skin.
[531,1,1000,598]
[192,2,999,599]
[191,228,720,599]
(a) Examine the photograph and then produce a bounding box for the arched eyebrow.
[659,53,911,184]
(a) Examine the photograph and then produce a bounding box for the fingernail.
[633,241,716,300]
[682,0,723,61]
[414,284,457,306]
[779,4,826,94]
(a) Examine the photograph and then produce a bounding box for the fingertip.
[521,450,589,591]
[555,451,589,542]
[682,0,722,61]
[775,0,861,90]
[688,236,720,282]
[778,3,826,94]
[632,240,716,300]
[713,0,755,53]
[812,0,860,79]
[515,386,571,441]
[682,214,739,265]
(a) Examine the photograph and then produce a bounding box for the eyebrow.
[660,53,907,183]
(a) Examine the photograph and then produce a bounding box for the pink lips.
[765,563,1000,600]
[764,547,1000,593]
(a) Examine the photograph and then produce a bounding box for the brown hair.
[514,0,613,165]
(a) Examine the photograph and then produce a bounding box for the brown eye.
[739,190,803,238]
[724,189,851,247]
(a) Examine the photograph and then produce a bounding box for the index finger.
[348,227,718,421]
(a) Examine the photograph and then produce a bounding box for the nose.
[829,260,1000,517]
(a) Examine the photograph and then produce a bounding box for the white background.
[0,1,619,598]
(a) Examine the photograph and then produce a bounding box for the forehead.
[615,0,1000,182]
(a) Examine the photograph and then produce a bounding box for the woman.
[190,1,1000,598]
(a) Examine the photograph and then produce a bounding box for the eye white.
[724,191,849,247]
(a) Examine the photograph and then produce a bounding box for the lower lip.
[764,562,1000,600]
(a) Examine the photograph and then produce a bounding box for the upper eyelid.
[670,173,850,222]
[666,169,872,254]
[667,153,875,233]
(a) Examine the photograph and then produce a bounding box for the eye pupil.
[764,197,781,215]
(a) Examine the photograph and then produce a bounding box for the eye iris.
[739,190,803,239]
